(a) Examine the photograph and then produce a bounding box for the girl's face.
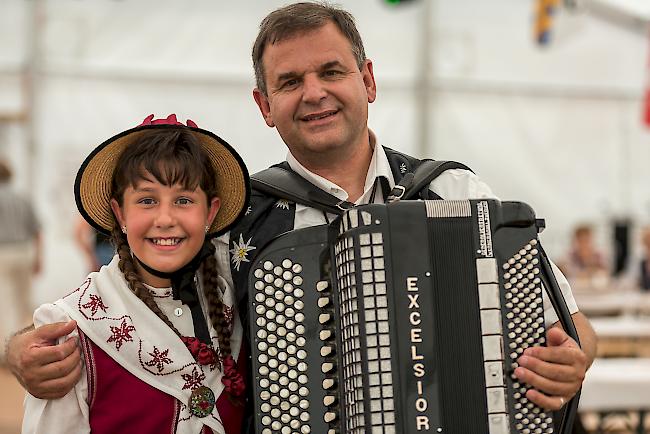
[110,173,220,287]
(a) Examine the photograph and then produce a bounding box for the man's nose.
[301,74,327,103]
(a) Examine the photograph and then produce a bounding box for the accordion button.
[323,395,336,406]
[319,330,332,340]
[319,313,331,324]
[321,362,334,373]
[322,378,335,389]
[321,346,333,357]
[316,280,329,292]
[318,297,330,308]
[324,412,336,423]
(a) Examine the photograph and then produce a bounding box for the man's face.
[253,22,376,169]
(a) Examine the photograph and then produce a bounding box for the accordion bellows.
[249,199,557,434]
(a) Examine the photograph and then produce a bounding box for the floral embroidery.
[144,346,173,372]
[244,205,252,216]
[81,294,108,316]
[106,319,136,351]
[229,234,256,271]
[400,162,408,174]
[182,366,206,390]
[275,199,290,209]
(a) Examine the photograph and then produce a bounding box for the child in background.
[23,114,250,434]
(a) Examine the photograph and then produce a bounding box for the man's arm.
[514,311,597,410]
[6,321,82,399]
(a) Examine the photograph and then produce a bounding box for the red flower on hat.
[139,114,198,128]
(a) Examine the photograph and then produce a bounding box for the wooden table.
[588,316,650,357]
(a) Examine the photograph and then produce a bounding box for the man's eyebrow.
[276,71,300,82]
[320,60,344,70]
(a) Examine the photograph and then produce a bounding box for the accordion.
[248,199,575,434]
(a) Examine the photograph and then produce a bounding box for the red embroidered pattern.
[106,319,136,351]
[181,367,206,390]
[82,294,109,316]
[144,347,173,373]
[222,304,234,330]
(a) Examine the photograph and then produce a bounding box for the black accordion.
[248,199,577,434]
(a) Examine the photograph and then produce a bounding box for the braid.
[111,228,183,338]
[201,251,232,360]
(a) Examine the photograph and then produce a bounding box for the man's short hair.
[252,2,367,96]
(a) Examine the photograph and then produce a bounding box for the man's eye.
[324,70,342,77]
[281,79,299,89]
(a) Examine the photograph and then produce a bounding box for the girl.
[23,114,250,434]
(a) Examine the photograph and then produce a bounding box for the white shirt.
[215,142,578,325]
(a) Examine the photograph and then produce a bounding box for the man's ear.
[253,88,275,128]
[110,198,125,228]
[361,59,377,104]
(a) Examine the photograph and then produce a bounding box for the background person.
[0,159,42,362]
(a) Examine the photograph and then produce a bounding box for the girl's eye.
[177,197,193,205]
[138,198,156,205]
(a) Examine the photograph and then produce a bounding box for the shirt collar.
[285,130,395,205]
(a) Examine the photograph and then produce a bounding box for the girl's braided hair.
[110,128,232,361]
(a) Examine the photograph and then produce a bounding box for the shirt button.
[174,307,183,317]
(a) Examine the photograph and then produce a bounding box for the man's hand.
[7,321,82,399]
[514,327,588,410]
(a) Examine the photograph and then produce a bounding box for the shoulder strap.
[251,165,353,215]
[394,159,473,201]
[251,157,474,212]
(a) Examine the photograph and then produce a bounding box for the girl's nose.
[154,204,176,228]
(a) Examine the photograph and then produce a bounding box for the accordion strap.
[251,159,472,215]
[387,159,472,202]
[251,165,353,215]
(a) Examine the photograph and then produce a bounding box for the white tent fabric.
[0,0,648,303]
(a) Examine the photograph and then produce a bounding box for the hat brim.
[75,124,250,238]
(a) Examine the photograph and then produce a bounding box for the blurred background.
[1,0,649,432]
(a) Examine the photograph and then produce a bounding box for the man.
[8,0,595,427]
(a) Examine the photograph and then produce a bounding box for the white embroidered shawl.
[55,258,243,434]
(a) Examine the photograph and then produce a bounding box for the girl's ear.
[207,196,221,228]
[110,198,125,227]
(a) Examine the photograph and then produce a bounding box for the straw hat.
[75,114,250,237]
